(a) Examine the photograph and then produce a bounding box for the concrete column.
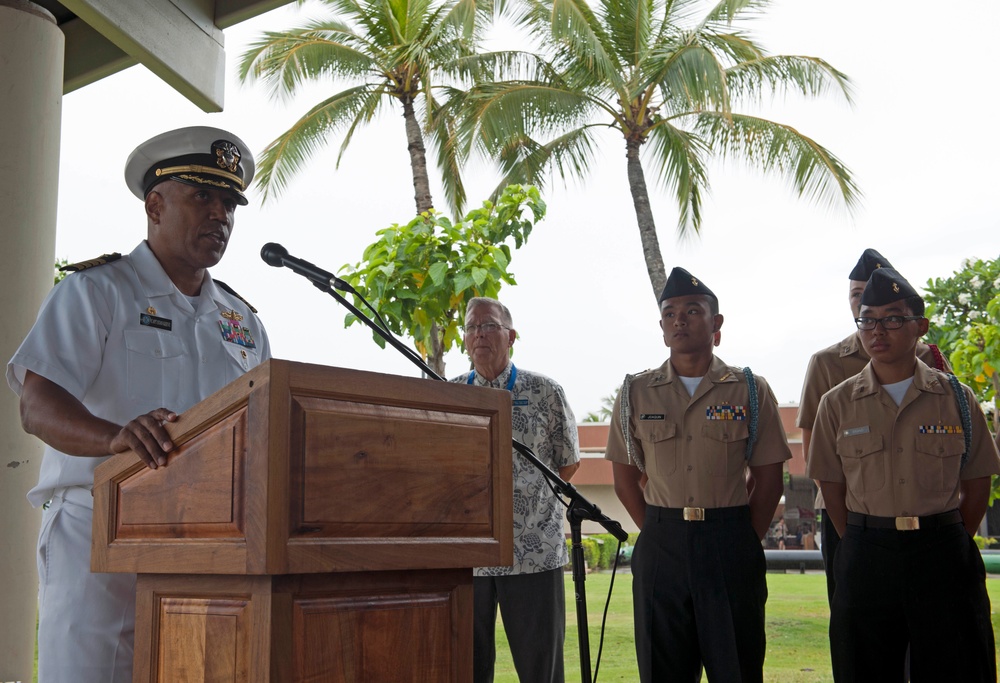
[0,2,64,680]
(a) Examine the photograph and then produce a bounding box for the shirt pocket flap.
[701,420,749,443]
[914,433,965,459]
[123,328,186,359]
[837,432,883,460]
[635,421,676,442]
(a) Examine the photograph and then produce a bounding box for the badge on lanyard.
[219,309,256,349]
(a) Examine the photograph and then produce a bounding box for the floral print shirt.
[452,362,580,575]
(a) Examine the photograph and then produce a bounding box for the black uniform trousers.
[632,505,767,683]
[473,567,566,683]
[831,520,996,683]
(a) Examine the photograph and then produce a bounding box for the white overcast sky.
[52,0,1000,419]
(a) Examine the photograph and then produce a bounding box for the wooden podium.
[92,359,512,682]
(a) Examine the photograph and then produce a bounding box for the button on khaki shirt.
[606,356,792,509]
[807,360,1000,517]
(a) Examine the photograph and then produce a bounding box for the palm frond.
[645,120,711,237]
[427,93,468,215]
[253,85,383,202]
[444,50,560,85]
[432,0,494,43]
[401,0,442,43]
[647,42,730,115]
[333,87,388,165]
[700,0,769,28]
[660,0,710,26]
[520,0,625,89]
[238,23,377,102]
[600,0,656,67]
[694,111,862,215]
[489,126,601,196]
[694,29,764,66]
[726,55,854,105]
[466,82,608,152]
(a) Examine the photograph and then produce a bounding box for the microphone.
[260,243,353,293]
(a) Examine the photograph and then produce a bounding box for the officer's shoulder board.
[215,279,258,314]
[59,252,122,273]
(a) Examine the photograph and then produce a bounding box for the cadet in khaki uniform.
[607,267,791,683]
[798,248,950,603]
[808,268,999,683]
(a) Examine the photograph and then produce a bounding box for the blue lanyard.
[467,364,517,392]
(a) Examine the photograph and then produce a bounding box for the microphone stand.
[279,258,627,683]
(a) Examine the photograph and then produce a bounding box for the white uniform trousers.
[37,487,136,683]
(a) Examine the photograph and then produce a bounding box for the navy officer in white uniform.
[7,126,271,683]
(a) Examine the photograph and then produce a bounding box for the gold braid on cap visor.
[155,164,245,190]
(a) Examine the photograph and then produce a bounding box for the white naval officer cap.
[124,126,256,206]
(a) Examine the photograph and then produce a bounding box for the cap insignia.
[213,140,241,174]
[876,262,882,269]
[691,277,698,286]
[892,283,900,293]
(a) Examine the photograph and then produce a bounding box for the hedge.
[565,533,640,570]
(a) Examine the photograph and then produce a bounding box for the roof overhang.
[35,0,291,111]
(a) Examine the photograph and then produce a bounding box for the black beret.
[658,267,717,304]
[849,248,893,281]
[861,268,920,307]
[124,126,255,206]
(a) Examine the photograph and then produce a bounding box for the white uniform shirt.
[7,241,271,506]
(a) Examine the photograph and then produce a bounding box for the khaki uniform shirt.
[807,360,1000,517]
[797,333,949,507]
[606,356,792,509]
[797,332,949,431]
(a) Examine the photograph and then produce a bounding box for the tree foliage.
[339,185,545,375]
[583,388,618,422]
[925,256,1000,430]
[458,0,861,299]
[238,0,502,215]
[925,256,1000,504]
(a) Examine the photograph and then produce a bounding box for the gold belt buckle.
[895,516,920,531]
[683,507,705,521]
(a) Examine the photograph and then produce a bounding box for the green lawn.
[491,572,1000,682]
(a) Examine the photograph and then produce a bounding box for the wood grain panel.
[277,569,470,683]
[293,593,451,682]
[289,397,493,536]
[115,409,247,539]
[156,596,251,683]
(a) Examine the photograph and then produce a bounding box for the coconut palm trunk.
[626,138,667,300]
[401,96,435,215]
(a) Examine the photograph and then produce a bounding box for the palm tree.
[460,0,861,299]
[238,0,500,215]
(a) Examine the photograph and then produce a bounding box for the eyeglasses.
[463,322,507,335]
[854,316,923,331]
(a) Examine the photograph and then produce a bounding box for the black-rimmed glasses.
[855,316,922,331]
